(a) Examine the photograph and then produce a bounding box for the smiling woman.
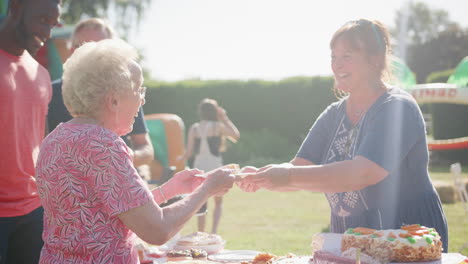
[236,18,449,254]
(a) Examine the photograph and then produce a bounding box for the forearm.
[119,185,211,245]
[129,134,154,167]
[221,117,240,140]
[133,145,154,167]
[151,180,184,205]
[158,185,211,238]
[266,162,302,192]
[287,158,384,193]
[182,148,193,161]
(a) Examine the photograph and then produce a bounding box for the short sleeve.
[296,103,339,164]
[90,131,153,217]
[356,98,425,172]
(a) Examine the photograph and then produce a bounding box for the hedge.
[142,75,468,165]
[143,76,336,145]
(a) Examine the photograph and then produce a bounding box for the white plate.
[173,241,225,254]
[208,250,262,263]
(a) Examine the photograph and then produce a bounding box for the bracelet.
[158,186,167,204]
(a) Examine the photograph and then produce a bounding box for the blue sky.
[127,0,468,81]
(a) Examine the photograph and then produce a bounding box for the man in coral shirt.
[0,0,61,263]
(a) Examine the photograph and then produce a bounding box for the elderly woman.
[35,39,237,263]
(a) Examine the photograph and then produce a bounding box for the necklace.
[347,103,367,123]
[351,109,365,119]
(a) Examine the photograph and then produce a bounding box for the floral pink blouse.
[36,123,153,264]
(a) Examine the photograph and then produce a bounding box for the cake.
[251,252,277,264]
[166,250,193,261]
[190,249,208,260]
[223,163,241,173]
[166,249,208,261]
[341,225,442,262]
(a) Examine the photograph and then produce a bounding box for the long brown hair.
[197,98,230,152]
[330,18,392,99]
[198,98,219,121]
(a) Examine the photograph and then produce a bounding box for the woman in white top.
[183,98,240,233]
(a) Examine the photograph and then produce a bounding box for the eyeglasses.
[138,86,146,99]
[138,86,147,99]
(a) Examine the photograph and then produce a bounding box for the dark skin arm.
[128,133,154,167]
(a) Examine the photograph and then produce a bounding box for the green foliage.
[222,129,300,168]
[426,68,455,83]
[406,27,468,83]
[143,76,336,148]
[393,2,452,46]
[59,0,151,36]
[0,0,6,16]
[392,2,468,83]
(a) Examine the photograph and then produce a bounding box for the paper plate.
[208,250,262,263]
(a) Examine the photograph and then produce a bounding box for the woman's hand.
[202,168,238,197]
[240,166,258,173]
[235,166,260,192]
[164,169,205,197]
[237,163,292,192]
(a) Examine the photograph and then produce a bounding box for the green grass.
[180,168,468,256]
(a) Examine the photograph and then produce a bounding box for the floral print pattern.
[36,123,153,264]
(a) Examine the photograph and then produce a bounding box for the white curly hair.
[62,38,139,117]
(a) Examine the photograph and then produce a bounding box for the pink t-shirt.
[0,49,51,217]
[36,123,153,264]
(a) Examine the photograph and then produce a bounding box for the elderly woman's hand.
[176,168,206,193]
[163,168,204,198]
[202,169,237,197]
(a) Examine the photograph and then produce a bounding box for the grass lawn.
[180,167,468,256]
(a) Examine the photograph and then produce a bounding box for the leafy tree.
[60,0,151,37]
[392,1,468,83]
[407,24,468,83]
[393,1,452,46]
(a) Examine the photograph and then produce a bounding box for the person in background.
[237,18,448,251]
[0,0,60,263]
[47,18,154,168]
[181,98,240,234]
[36,39,239,263]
